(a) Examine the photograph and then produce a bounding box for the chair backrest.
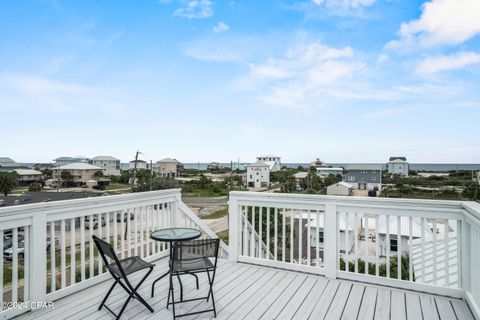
[172,238,220,265]
[92,235,122,273]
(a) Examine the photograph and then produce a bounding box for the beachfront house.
[88,156,121,176]
[388,157,409,176]
[13,169,43,186]
[316,167,344,177]
[52,163,105,187]
[154,158,183,178]
[344,164,382,190]
[129,159,148,170]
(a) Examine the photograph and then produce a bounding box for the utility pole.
[150,160,153,191]
[132,150,140,186]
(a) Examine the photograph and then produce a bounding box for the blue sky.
[1,0,479,163]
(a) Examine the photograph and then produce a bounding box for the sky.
[1,0,480,164]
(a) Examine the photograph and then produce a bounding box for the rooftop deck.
[14,257,473,320]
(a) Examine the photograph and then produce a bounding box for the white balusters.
[70,218,76,285]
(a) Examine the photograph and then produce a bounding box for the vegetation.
[40,168,53,179]
[93,170,104,180]
[463,182,479,200]
[60,170,74,187]
[28,182,42,192]
[339,254,412,281]
[0,172,19,196]
[132,177,180,192]
[216,229,229,244]
[180,175,230,197]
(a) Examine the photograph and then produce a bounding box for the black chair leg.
[176,274,184,301]
[99,280,118,310]
[207,270,217,317]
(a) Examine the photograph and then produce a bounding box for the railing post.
[462,219,471,292]
[30,213,47,305]
[228,195,239,263]
[172,192,181,227]
[324,204,337,279]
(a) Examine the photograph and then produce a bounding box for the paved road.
[204,216,228,233]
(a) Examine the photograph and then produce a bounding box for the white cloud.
[174,0,213,19]
[1,74,90,95]
[364,108,401,118]
[312,0,375,8]
[415,51,480,75]
[233,42,365,108]
[213,21,229,33]
[387,0,480,49]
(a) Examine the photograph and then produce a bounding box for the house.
[13,169,43,186]
[53,156,89,166]
[88,156,121,176]
[376,217,432,257]
[307,214,357,253]
[0,157,26,172]
[327,182,353,196]
[256,155,281,172]
[52,163,105,187]
[129,159,148,170]
[344,164,382,190]
[246,161,270,188]
[388,157,409,176]
[232,162,247,171]
[154,158,183,178]
[207,162,223,172]
[316,167,344,177]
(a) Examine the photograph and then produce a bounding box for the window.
[319,231,324,243]
[372,177,376,181]
[372,170,376,173]
[256,172,259,175]
[390,237,398,252]
[249,175,252,178]
[347,176,355,181]
[361,170,367,173]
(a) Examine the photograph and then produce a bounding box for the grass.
[202,208,228,220]
[216,229,228,244]
[105,183,130,190]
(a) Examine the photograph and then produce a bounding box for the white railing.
[0,189,227,319]
[228,191,480,319]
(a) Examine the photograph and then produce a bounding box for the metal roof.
[14,169,42,176]
[345,164,383,170]
[54,163,103,170]
[90,156,120,161]
[247,161,270,167]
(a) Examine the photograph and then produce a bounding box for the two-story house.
[344,164,382,190]
[154,158,183,178]
[52,163,104,187]
[88,156,121,176]
[246,161,270,188]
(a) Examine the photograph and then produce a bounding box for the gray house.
[344,164,382,190]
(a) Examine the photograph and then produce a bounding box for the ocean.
[182,163,480,172]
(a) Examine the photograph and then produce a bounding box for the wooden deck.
[15,258,474,320]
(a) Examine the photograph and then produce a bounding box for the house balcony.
[0,189,479,319]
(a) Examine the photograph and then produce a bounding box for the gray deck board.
[13,258,473,320]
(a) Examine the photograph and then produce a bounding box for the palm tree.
[60,170,74,187]
[0,172,19,196]
[94,170,104,181]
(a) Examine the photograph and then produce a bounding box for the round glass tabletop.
[150,228,202,242]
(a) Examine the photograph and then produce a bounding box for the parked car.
[3,240,25,260]
[368,190,377,197]
[116,211,134,222]
[3,237,59,260]
[85,216,106,229]
[3,234,25,250]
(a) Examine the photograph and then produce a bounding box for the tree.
[41,168,53,179]
[60,170,74,187]
[28,182,42,192]
[324,174,337,187]
[94,170,104,181]
[133,177,179,192]
[0,172,19,196]
[463,182,479,200]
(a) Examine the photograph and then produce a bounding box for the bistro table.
[150,227,202,298]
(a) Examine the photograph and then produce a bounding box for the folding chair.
[92,235,155,319]
[167,238,220,319]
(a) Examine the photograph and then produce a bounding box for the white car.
[85,216,106,229]
[4,237,59,260]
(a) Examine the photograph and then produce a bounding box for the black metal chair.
[92,235,155,319]
[167,238,220,319]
